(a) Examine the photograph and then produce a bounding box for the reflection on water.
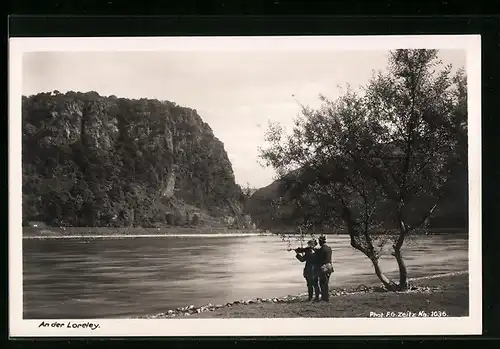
[22,234,468,319]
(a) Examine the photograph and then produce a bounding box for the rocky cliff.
[22,91,248,228]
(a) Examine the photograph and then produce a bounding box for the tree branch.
[407,203,437,233]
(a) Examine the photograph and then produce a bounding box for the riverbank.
[23,225,467,238]
[22,226,267,238]
[143,272,469,319]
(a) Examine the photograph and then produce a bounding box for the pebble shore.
[139,283,437,319]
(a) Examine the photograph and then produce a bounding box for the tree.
[260,49,467,291]
[191,213,201,226]
[241,182,256,198]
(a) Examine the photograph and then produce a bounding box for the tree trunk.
[369,257,399,291]
[345,205,402,292]
[393,245,408,290]
[394,208,409,291]
[349,238,399,292]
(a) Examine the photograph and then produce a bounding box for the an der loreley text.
[38,321,100,330]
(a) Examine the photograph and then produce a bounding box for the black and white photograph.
[9,35,481,337]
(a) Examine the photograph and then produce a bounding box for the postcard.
[9,34,481,337]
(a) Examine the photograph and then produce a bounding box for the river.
[22,233,468,319]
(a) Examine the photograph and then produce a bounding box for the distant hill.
[245,167,468,232]
[22,91,250,228]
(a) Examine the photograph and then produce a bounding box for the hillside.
[22,91,250,228]
[245,167,468,232]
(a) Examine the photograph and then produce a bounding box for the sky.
[22,49,465,189]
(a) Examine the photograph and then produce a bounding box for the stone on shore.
[152,282,452,319]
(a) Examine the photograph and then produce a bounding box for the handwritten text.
[38,321,100,330]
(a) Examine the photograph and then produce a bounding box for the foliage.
[22,91,244,227]
[259,49,468,290]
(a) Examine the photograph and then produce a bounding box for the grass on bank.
[186,273,469,318]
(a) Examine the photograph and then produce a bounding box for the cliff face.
[22,91,247,227]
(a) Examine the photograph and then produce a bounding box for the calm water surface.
[23,233,468,319]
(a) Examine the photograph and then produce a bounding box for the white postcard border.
[9,34,482,337]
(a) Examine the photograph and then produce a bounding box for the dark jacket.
[295,247,316,278]
[315,244,333,268]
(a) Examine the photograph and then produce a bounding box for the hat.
[319,235,327,242]
[307,239,317,247]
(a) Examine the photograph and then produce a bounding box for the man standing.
[315,235,333,302]
[295,239,320,302]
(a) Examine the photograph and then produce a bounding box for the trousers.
[305,275,320,300]
[318,272,331,301]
